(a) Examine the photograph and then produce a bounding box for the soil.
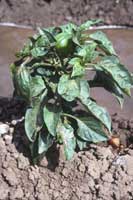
[0,98,133,200]
[0,0,133,28]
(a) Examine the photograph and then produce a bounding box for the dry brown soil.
[0,0,133,27]
[0,98,133,200]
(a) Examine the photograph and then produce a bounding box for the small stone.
[9,127,14,134]
[63,192,69,200]
[61,188,68,194]
[39,157,48,167]
[37,192,49,200]
[12,187,24,199]
[62,168,69,177]
[118,120,128,129]
[76,189,83,198]
[0,124,9,135]
[11,120,17,126]
[102,173,113,183]
[17,154,29,170]
[2,161,9,169]
[12,152,19,159]
[0,183,9,200]
[4,135,12,145]
[50,182,55,189]
[48,189,53,194]
[53,191,59,199]
[80,184,90,193]
[78,164,86,173]
[62,180,68,187]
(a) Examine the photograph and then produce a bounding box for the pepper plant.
[11,19,133,161]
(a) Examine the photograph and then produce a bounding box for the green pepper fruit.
[55,32,75,58]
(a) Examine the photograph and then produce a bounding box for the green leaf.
[30,136,39,164]
[35,35,49,47]
[57,122,76,160]
[92,71,124,107]
[77,43,98,62]
[38,132,53,154]
[89,31,116,55]
[40,27,55,35]
[29,35,38,45]
[72,30,81,46]
[77,117,108,142]
[79,79,90,100]
[31,47,49,58]
[69,58,85,77]
[79,19,102,31]
[35,66,55,77]
[60,23,77,34]
[97,56,133,96]
[43,104,60,136]
[25,91,47,142]
[69,57,81,65]
[25,101,40,142]
[16,66,31,101]
[58,74,79,102]
[17,43,31,57]
[30,75,46,97]
[80,98,111,131]
[76,139,87,150]
[39,28,56,43]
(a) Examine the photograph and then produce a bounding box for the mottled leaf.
[77,117,108,142]
[39,29,56,43]
[77,43,98,62]
[31,47,49,58]
[97,56,133,96]
[89,31,116,55]
[92,71,124,107]
[38,132,53,154]
[69,58,85,77]
[57,122,76,160]
[72,30,81,46]
[79,79,90,100]
[79,19,102,31]
[35,35,49,47]
[25,101,40,142]
[43,105,60,136]
[30,75,46,97]
[16,66,31,100]
[76,139,87,150]
[25,92,47,142]
[58,74,79,101]
[60,23,77,34]
[80,98,111,131]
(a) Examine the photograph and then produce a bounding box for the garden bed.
[0,0,133,27]
[0,98,133,200]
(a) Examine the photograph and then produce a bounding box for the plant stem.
[61,113,77,121]
[22,57,31,67]
[86,67,95,71]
